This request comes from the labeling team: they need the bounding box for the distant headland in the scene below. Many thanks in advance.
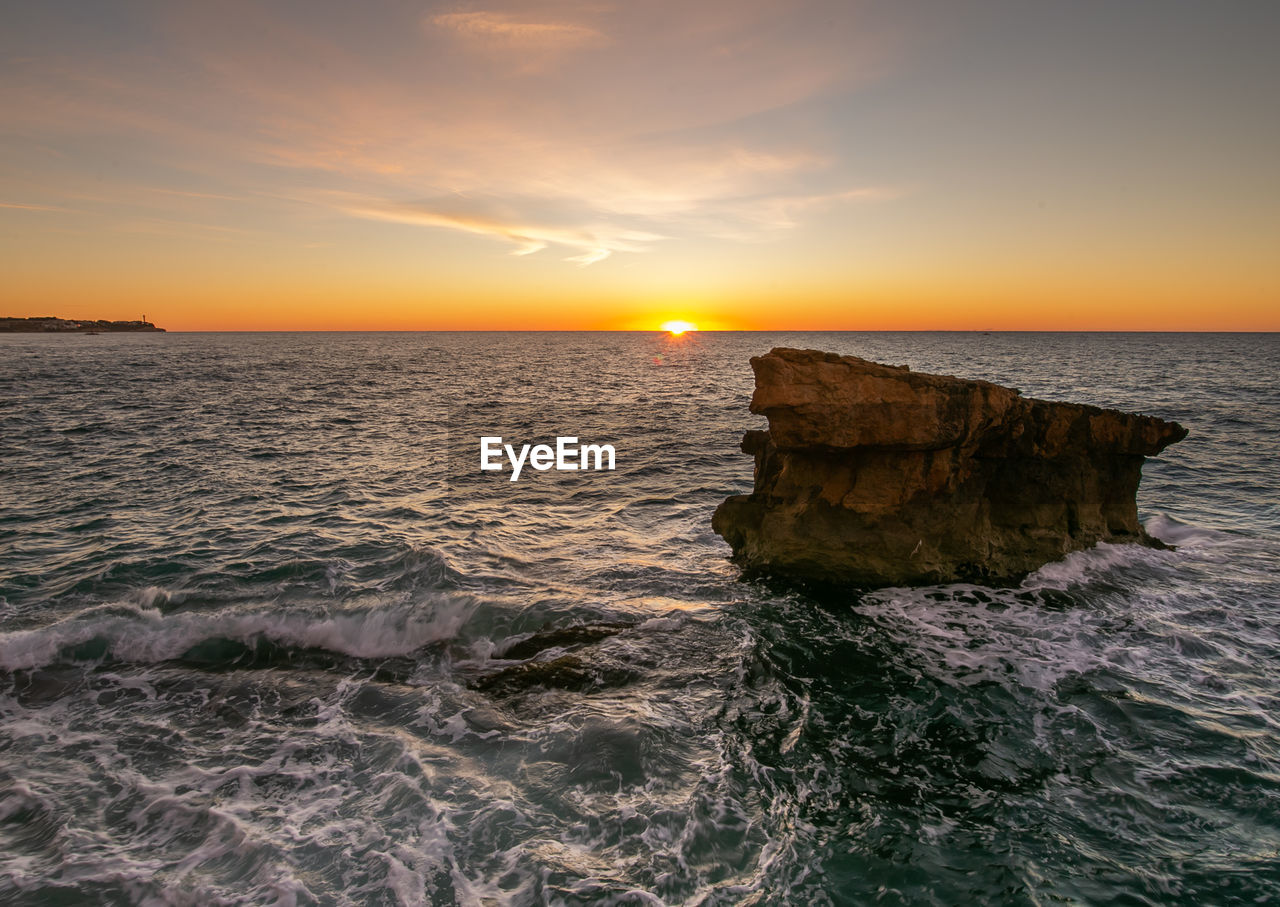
[0,316,165,333]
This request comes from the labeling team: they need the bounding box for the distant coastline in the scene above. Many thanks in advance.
[0,316,165,333]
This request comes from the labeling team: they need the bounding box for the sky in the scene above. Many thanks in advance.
[1,0,1277,330]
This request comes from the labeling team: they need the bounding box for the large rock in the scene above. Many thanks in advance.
[712,348,1188,587]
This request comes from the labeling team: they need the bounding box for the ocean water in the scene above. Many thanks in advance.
[1,331,1278,906]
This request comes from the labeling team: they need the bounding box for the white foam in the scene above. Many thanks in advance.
[1023,540,1174,591]
[1145,512,1237,549]
[0,594,477,672]
[857,584,1118,693]
[0,680,462,905]
[636,616,685,632]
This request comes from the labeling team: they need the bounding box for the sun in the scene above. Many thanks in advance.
[660,320,698,336]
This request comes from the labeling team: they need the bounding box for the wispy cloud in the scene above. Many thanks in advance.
[432,11,605,48]
[0,201,68,212]
[709,186,906,237]
[345,197,663,265]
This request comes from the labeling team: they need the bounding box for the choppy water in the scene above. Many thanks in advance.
[2,331,1278,905]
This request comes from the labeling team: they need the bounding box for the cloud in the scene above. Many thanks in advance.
[0,0,902,265]
[336,180,897,265]
[0,201,68,212]
[714,185,906,235]
[432,11,605,48]
[343,196,664,265]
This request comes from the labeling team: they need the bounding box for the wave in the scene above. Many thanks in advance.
[1022,539,1178,591]
[1145,511,1240,548]
[0,594,477,673]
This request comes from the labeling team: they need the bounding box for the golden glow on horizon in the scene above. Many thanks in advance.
[660,320,698,335]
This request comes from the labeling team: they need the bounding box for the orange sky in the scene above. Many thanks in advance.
[2,1,1277,330]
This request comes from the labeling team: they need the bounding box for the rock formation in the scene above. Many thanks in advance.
[712,348,1188,588]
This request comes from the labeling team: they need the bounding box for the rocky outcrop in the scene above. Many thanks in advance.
[712,348,1188,588]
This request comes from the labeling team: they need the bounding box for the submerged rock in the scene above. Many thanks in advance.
[498,622,632,661]
[474,654,635,695]
[713,348,1188,588]
[472,622,637,696]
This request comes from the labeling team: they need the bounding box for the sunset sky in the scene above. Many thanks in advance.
[2,1,1277,330]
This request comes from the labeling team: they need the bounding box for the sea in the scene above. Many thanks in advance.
[1,331,1278,906]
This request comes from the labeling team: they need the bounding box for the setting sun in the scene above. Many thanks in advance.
[661,320,698,335]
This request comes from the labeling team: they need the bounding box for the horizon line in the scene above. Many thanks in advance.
[7,328,1278,334]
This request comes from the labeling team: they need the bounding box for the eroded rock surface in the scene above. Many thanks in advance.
[713,348,1187,587]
